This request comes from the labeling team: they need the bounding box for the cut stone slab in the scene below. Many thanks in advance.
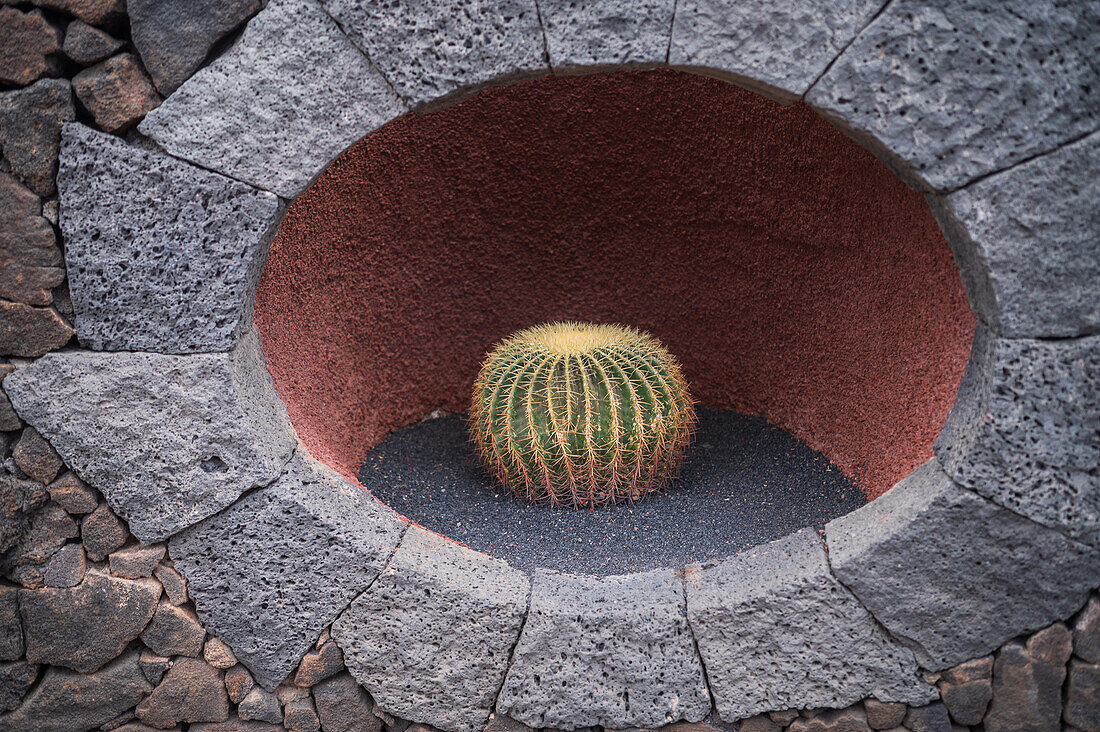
[0,648,152,732]
[669,0,883,103]
[0,78,74,197]
[170,452,404,691]
[934,325,1100,546]
[540,0,673,70]
[4,328,296,543]
[58,123,284,353]
[139,0,407,198]
[686,528,934,721]
[928,130,1100,338]
[807,0,1100,191]
[498,567,711,729]
[332,526,528,732]
[826,460,1100,671]
[320,0,547,108]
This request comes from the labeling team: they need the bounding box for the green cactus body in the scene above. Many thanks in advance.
[470,322,696,506]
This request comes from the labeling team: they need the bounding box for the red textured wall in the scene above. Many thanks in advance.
[255,68,975,500]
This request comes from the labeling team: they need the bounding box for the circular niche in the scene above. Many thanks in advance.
[255,68,975,574]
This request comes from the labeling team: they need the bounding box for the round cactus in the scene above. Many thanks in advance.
[469,322,696,506]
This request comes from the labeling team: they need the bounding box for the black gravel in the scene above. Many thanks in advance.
[359,408,866,576]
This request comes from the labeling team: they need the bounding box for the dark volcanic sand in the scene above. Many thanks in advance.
[359,409,866,575]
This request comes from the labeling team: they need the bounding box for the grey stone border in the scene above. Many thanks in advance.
[5,0,1098,729]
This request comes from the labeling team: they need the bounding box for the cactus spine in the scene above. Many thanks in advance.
[469,322,695,506]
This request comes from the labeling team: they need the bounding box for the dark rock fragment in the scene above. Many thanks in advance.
[62,19,122,65]
[313,672,379,732]
[13,426,62,484]
[0,79,74,197]
[136,656,229,728]
[73,53,161,133]
[46,471,97,514]
[82,502,129,560]
[0,8,61,86]
[140,599,205,657]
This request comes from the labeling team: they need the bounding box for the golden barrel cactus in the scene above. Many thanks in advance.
[469,322,695,506]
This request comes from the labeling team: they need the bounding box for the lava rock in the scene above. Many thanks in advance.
[0,586,22,660]
[139,0,407,198]
[863,700,906,730]
[190,718,285,731]
[0,366,22,431]
[138,650,170,685]
[72,53,161,133]
[13,426,61,484]
[140,600,206,657]
[826,460,1100,670]
[239,686,282,723]
[205,636,238,669]
[1,501,78,587]
[0,173,64,308]
[171,452,403,690]
[33,0,126,25]
[82,503,129,560]
[20,568,160,672]
[109,543,166,578]
[334,525,527,732]
[154,563,187,605]
[62,19,122,65]
[0,7,61,86]
[540,0,671,70]
[984,624,1071,732]
[293,640,342,687]
[0,78,75,197]
[136,656,229,728]
[0,463,49,558]
[1065,658,1100,731]
[283,696,320,732]
[787,708,870,732]
[937,656,992,726]
[0,301,73,357]
[224,664,255,704]
[46,471,97,514]
[903,703,951,732]
[58,123,285,353]
[740,714,782,732]
[313,672,378,732]
[1073,594,1100,663]
[5,329,296,542]
[41,541,84,587]
[0,660,37,712]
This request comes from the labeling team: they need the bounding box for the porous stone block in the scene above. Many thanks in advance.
[826,460,1100,670]
[4,328,296,542]
[320,0,547,108]
[807,0,1100,191]
[58,123,284,353]
[686,528,933,720]
[498,567,711,729]
[540,0,673,70]
[928,131,1100,337]
[0,78,74,197]
[139,0,407,198]
[669,0,882,102]
[934,325,1100,546]
[333,526,528,732]
[170,452,404,691]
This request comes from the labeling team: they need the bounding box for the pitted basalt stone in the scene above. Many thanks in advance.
[933,324,1100,546]
[668,0,883,102]
[320,0,547,108]
[170,452,404,692]
[4,328,296,543]
[497,567,710,730]
[807,0,1100,191]
[540,0,673,70]
[332,526,528,732]
[927,130,1100,338]
[686,528,934,721]
[826,460,1100,671]
[58,123,284,353]
[138,0,407,198]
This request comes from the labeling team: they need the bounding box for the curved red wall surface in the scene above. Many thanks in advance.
[255,68,975,500]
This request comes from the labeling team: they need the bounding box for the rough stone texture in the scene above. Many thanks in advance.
[0,459,48,557]
[540,0,673,70]
[293,640,342,686]
[499,567,710,729]
[807,0,1100,192]
[34,0,126,25]
[687,528,933,720]
[903,703,951,732]
[0,300,72,357]
[984,624,1071,732]
[205,636,238,669]
[72,53,161,133]
[1,500,78,587]
[0,79,74,198]
[0,169,64,307]
[284,696,321,732]
[5,328,296,542]
[41,541,85,587]
[937,657,992,726]
[82,503,129,559]
[46,471,97,514]
[827,460,1100,670]
[863,700,905,730]
[20,568,160,673]
[171,452,404,691]
[139,0,407,198]
[225,664,255,705]
[128,0,262,95]
[0,7,60,86]
[192,719,285,732]
[154,564,187,605]
[934,325,1100,546]
[109,543,166,578]
[58,123,284,353]
[139,650,169,685]
[0,648,151,731]
[62,19,122,65]
[1065,658,1100,731]
[0,586,21,661]
[239,686,282,723]
[0,366,21,431]
[12,426,61,484]
[928,131,1100,338]
[0,660,37,712]
[1074,594,1100,663]
[788,708,871,732]
[313,672,379,732]
[140,600,206,657]
[333,525,527,732]
[136,656,229,728]
[669,0,883,102]
[321,0,547,108]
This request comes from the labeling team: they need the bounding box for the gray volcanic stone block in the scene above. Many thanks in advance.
[332,526,528,732]
[928,130,1100,338]
[541,0,673,70]
[826,460,1100,671]
[4,329,295,543]
[321,0,547,108]
[807,0,1100,192]
[934,324,1100,546]
[498,567,711,729]
[59,123,284,353]
[170,452,405,692]
[669,0,883,102]
[686,528,934,721]
[139,0,406,198]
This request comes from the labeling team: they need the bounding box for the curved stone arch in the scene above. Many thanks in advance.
[4,0,1099,729]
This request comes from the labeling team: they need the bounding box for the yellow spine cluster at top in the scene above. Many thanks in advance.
[469,322,696,507]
